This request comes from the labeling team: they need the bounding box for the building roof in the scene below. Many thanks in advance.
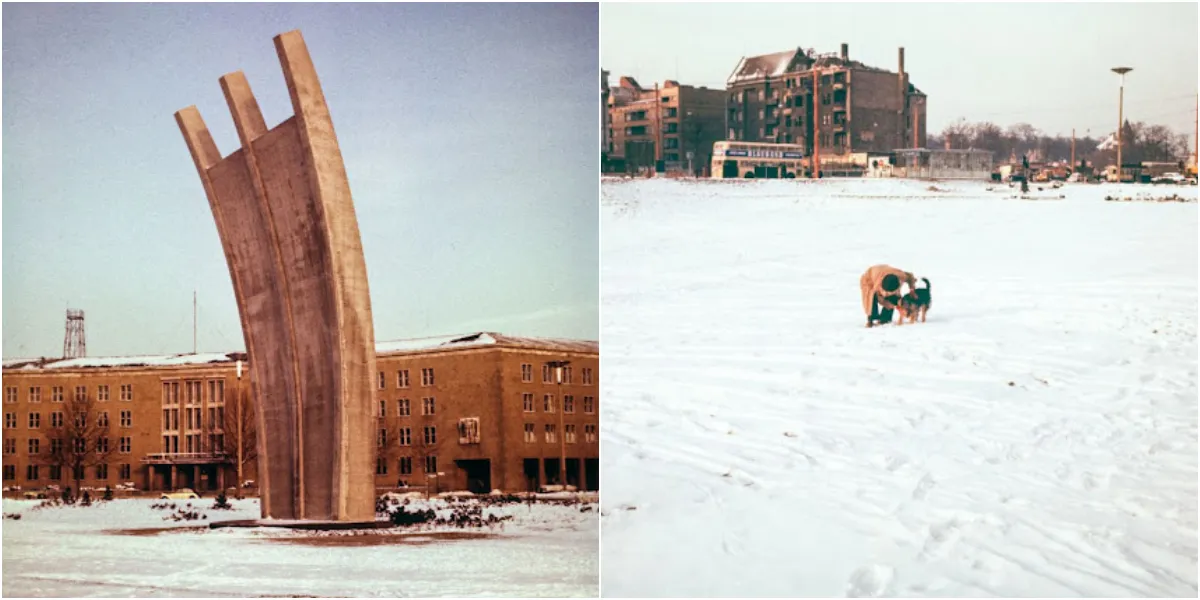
[728,49,802,85]
[3,332,598,372]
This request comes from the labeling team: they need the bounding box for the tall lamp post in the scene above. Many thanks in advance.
[546,360,570,488]
[1112,67,1133,181]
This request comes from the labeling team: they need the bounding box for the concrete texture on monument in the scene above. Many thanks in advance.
[175,30,376,522]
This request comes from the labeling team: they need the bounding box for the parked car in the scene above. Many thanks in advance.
[160,488,200,500]
[21,490,47,500]
[1152,172,1187,184]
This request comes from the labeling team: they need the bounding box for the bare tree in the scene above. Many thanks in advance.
[409,423,443,499]
[219,384,256,496]
[38,393,115,494]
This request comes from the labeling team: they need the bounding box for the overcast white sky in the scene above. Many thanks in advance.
[601,2,1198,140]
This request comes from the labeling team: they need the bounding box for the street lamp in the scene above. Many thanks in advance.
[1112,67,1133,181]
[546,360,570,488]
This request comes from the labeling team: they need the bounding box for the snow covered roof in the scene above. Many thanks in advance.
[375,332,598,356]
[728,49,801,85]
[3,333,597,372]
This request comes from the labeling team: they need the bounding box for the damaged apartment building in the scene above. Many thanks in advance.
[726,44,927,162]
[604,75,726,175]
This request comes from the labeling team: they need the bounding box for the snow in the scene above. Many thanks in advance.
[600,178,1197,597]
[39,352,238,370]
[3,496,598,597]
[374,332,501,354]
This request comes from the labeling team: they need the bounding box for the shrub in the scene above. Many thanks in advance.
[212,492,232,510]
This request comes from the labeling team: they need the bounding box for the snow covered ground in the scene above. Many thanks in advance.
[2,495,597,597]
[600,178,1197,597]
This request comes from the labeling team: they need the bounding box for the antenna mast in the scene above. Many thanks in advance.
[63,309,86,359]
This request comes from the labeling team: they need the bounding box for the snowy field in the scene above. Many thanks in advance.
[3,495,598,597]
[600,178,1197,597]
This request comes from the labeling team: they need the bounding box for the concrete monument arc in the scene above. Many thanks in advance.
[175,30,376,522]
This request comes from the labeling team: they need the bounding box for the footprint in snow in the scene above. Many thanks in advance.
[845,565,895,598]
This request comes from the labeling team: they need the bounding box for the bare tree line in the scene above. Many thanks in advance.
[928,119,1192,166]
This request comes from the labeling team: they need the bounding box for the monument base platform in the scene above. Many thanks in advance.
[209,518,392,530]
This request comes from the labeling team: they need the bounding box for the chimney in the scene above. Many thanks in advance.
[898,47,905,74]
[841,43,849,60]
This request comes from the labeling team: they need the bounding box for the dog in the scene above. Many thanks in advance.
[895,277,932,325]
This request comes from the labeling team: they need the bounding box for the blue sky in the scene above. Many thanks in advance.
[601,2,1198,139]
[3,3,599,358]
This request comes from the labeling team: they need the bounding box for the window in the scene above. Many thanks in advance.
[97,437,109,453]
[73,466,84,481]
[120,410,132,428]
[119,464,131,480]
[74,386,87,402]
[565,424,577,444]
[29,387,41,403]
[663,122,679,134]
[584,396,595,414]
[161,382,179,405]
[422,397,436,416]
[376,457,388,475]
[28,438,40,455]
[49,465,62,481]
[120,384,132,402]
[397,399,410,417]
[582,368,593,385]
[208,380,224,405]
[51,386,64,403]
[29,412,41,429]
[4,413,15,428]
[545,424,557,444]
[208,407,224,431]
[585,424,598,443]
[98,412,110,427]
[424,456,437,474]
[564,395,575,414]
[26,465,39,481]
[74,437,86,453]
[96,464,108,480]
[3,439,14,454]
[457,418,480,444]
[664,137,680,149]
[423,426,436,445]
[2,465,14,480]
[378,371,385,389]
[399,457,413,475]
[523,393,534,412]
[521,364,533,382]
[542,364,552,383]
[51,412,64,428]
[397,370,410,388]
[378,400,386,418]
[4,387,15,403]
[524,423,536,443]
[666,153,680,162]
[564,367,573,384]
[51,439,62,455]
[421,368,435,387]
[625,125,648,136]
[75,411,87,428]
[377,428,388,448]
[398,427,412,446]
[97,385,110,402]
[543,394,555,413]
[120,437,131,454]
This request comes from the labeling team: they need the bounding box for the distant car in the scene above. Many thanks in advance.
[160,488,200,500]
[1152,172,1186,184]
[21,490,47,500]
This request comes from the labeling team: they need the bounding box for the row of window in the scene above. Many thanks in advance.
[521,394,595,414]
[161,380,225,406]
[2,463,133,482]
[160,433,224,454]
[375,455,437,476]
[161,407,217,433]
[5,410,133,429]
[376,426,438,447]
[519,364,595,385]
[4,436,134,455]
[4,385,135,404]
[376,397,437,417]
[377,368,435,390]
[522,423,598,444]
